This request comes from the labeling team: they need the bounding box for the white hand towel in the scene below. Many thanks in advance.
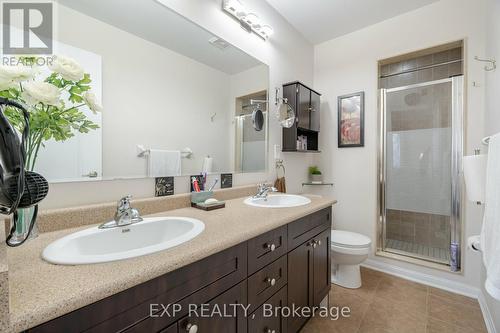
[148,149,181,177]
[481,132,500,301]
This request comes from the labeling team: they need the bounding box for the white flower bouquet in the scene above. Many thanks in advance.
[0,55,101,171]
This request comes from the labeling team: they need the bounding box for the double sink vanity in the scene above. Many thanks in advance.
[5,186,336,333]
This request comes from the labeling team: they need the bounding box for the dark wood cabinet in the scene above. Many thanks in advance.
[29,207,332,333]
[177,280,248,333]
[159,323,177,333]
[248,287,288,333]
[287,217,331,332]
[282,81,321,152]
[287,240,314,333]
[297,85,311,130]
[310,91,321,132]
[313,229,331,305]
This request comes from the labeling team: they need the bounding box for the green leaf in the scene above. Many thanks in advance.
[69,86,82,94]
[78,73,91,84]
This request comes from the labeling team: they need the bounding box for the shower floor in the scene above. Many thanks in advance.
[386,238,450,264]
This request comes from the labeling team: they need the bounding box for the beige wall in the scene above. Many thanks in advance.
[314,0,486,298]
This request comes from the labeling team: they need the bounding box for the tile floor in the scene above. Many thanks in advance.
[301,267,487,333]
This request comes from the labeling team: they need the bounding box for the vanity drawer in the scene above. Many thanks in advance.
[248,286,287,333]
[288,207,331,250]
[30,243,247,333]
[129,280,248,333]
[248,255,287,312]
[248,225,287,275]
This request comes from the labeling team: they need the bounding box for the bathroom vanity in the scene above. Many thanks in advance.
[27,206,331,333]
[5,193,335,332]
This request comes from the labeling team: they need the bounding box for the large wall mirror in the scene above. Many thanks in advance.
[19,0,269,182]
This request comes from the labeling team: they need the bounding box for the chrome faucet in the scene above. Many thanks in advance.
[99,195,143,229]
[253,183,278,200]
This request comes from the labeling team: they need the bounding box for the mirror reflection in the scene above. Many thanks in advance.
[3,0,269,183]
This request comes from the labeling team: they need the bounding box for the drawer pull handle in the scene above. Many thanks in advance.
[266,277,277,286]
[186,323,198,333]
[266,243,276,251]
[265,328,276,333]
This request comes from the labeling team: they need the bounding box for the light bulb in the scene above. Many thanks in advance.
[260,25,274,37]
[244,13,259,26]
[223,0,245,15]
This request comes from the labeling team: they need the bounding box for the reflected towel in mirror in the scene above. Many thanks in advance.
[148,149,181,177]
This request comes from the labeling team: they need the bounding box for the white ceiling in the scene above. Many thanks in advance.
[57,0,263,74]
[265,0,440,44]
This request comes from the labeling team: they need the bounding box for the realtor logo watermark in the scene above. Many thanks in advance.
[2,1,53,54]
[150,303,352,321]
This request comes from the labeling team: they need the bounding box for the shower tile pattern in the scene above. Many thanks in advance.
[301,268,487,333]
[379,46,462,265]
[379,47,463,89]
[386,209,451,250]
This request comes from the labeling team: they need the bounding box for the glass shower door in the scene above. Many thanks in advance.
[379,76,463,267]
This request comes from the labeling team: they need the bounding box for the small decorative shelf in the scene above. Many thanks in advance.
[282,149,322,153]
[302,182,334,186]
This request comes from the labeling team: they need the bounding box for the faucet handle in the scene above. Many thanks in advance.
[117,195,132,210]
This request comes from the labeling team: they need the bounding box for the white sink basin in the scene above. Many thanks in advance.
[244,194,311,208]
[42,217,205,265]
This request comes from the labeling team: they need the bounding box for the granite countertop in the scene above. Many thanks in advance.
[7,195,336,332]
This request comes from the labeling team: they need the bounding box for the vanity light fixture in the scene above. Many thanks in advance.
[222,0,274,40]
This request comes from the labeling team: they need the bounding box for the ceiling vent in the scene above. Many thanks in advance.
[208,37,230,50]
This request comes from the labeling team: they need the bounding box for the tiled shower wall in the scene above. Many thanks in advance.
[381,46,461,252]
[379,47,463,89]
[386,209,451,249]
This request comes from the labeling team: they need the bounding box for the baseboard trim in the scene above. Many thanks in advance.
[478,292,498,333]
[362,259,497,333]
[362,258,479,297]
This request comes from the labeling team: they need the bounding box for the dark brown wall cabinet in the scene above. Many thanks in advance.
[282,81,321,152]
[28,207,332,333]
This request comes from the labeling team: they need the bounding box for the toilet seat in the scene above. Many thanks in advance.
[331,230,371,249]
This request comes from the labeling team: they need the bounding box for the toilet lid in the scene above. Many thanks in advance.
[331,230,371,248]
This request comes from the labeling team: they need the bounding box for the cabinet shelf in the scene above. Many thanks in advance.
[282,149,321,153]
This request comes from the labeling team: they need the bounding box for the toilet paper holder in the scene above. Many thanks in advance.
[467,235,481,252]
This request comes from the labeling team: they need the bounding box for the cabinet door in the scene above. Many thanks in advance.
[309,91,320,132]
[159,322,177,333]
[297,85,311,130]
[313,229,331,305]
[248,287,287,333]
[287,240,313,333]
[282,84,298,151]
[178,281,247,333]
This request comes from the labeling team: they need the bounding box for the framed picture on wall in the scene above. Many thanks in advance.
[338,91,365,147]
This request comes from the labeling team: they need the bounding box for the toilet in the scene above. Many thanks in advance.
[330,230,372,289]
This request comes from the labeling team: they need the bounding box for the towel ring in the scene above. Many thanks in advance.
[276,160,285,177]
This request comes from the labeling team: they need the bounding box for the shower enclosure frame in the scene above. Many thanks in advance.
[377,76,464,268]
